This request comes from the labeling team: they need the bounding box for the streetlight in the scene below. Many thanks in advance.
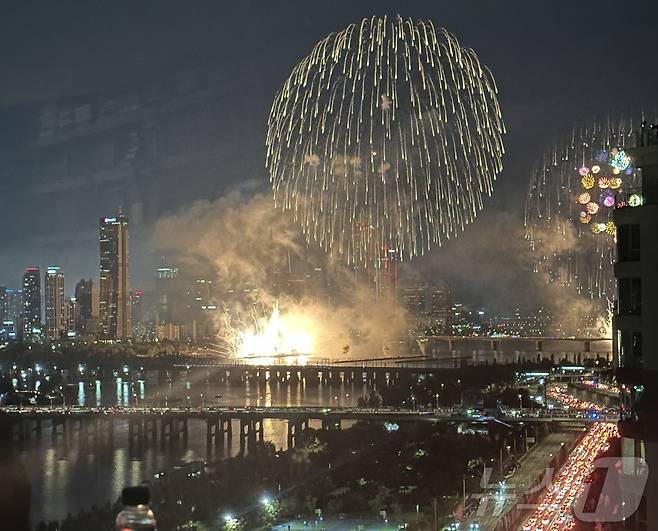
[200,393,205,407]
[435,393,440,410]
[518,394,523,409]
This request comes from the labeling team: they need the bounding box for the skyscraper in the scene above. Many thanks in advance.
[44,265,66,340]
[156,266,184,324]
[429,281,451,333]
[99,214,131,339]
[22,266,41,340]
[0,286,7,324]
[5,288,22,327]
[74,279,94,334]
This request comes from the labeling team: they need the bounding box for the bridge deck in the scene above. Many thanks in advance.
[0,406,613,423]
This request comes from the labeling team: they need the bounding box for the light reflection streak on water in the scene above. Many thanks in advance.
[20,375,365,524]
[78,382,85,406]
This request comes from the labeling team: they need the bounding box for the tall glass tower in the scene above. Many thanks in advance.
[99,215,132,339]
[22,266,41,340]
[44,265,66,340]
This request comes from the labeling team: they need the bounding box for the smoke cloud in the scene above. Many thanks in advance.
[418,210,609,337]
[154,193,410,358]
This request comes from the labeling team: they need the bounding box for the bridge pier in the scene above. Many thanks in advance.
[206,416,233,446]
[287,420,298,449]
[206,418,220,446]
[144,418,158,443]
[239,417,261,452]
[80,418,99,447]
[51,418,68,443]
[303,369,319,386]
[287,418,310,448]
[128,418,144,447]
[101,417,114,445]
[160,417,175,443]
[321,418,341,430]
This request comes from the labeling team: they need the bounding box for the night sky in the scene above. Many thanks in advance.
[1,0,658,309]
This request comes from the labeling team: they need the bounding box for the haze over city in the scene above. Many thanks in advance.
[0,2,657,531]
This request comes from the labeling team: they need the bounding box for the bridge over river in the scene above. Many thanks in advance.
[1,405,614,451]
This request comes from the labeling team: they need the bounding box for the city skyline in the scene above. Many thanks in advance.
[1,1,658,316]
[0,4,656,530]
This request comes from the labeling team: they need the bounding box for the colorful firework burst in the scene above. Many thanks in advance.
[524,119,639,300]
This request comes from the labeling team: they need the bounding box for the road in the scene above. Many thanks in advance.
[272,519,402,530]
[465,431,578,530]
[0,405,616,424]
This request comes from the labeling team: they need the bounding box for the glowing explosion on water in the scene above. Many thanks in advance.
[223,302,314,365]
[266,15,505,268]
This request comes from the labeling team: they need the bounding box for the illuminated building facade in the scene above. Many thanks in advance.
[614,123,658,530]
[0,287,6,324]
[22,266,41,340]
[155,266,182,324]
[74,279,95,335]
[5,288,22,330]
[400,280,451,334]
[44,265,66,340]
[99,215,131,339]
[0,287,12,341]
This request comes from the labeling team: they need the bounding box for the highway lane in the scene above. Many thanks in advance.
[465,431,579,530]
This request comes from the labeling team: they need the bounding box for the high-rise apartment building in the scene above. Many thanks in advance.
[44,265,66,340]
[74,279,94,335]
[400,280,451,334]
[429,282,451,333]
[22,267,41,340]
[5,288,22,328]
[67,297,78,337]
[614,123,658,530]
[99,215,131,339]
[0,286,7,324]
[156,266,182,324]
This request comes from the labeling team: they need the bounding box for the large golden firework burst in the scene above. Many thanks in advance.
[266,15,505,267]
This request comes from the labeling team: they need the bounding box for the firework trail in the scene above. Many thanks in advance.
[524,118,640,301]
[266,15,505,268]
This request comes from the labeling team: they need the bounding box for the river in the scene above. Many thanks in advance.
[14,375,366,526]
